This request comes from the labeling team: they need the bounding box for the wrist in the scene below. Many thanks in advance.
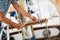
[28,14,32,19]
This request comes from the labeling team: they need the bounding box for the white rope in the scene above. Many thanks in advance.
[17,0,30,40]
[37,0,41,20]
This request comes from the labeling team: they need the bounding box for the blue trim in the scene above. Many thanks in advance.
[10,11,16,17]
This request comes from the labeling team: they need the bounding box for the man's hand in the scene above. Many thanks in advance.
[13,23,23,30]
[30,16,37,21]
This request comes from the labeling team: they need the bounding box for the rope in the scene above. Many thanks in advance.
[36,0,41,20]
[36,0,51,40]
[18,0,31,40]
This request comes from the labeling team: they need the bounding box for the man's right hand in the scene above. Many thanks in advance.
[30,16,37,21]
[13,23,23,30]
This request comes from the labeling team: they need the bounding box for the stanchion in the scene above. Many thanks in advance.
[7,25,10,40]
[6,13,11,40]
[45,22,50,40]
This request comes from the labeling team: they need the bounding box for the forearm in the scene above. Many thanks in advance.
[0,12,21,29]
[2,17,22,29]
[2,17,16,27]
[16,7,31,17]
[11,2,31,18]
[55,0,60,7]
[11,2,37,21]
